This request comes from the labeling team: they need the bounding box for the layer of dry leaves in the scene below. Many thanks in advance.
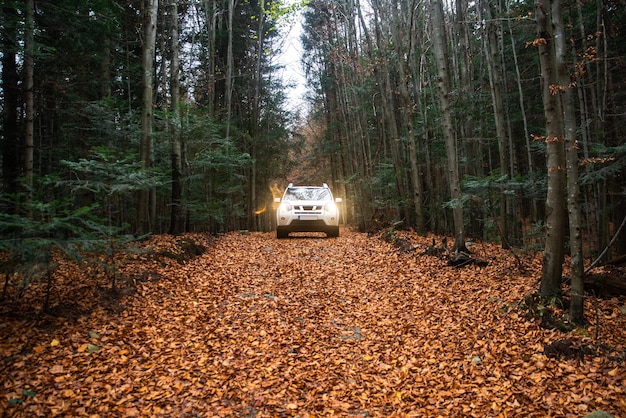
[1,228,625,417]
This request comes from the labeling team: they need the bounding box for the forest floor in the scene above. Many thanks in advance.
[1,227,625,417]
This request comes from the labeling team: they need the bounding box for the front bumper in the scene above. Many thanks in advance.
[276,203,339,229]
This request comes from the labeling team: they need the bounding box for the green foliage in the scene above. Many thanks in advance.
[579,143,626,186]
[59,145,166,237]
[461,171,546,204]
[524,220,546,251]
[177,113,254,232]
[370,161,404,210]
[59,147,163,288]
[0,185,104,311]
[66,100,140,149]
[270,0,309,28]
[60,146,166,199]
[455,170,548,242]
[0,151,162,308]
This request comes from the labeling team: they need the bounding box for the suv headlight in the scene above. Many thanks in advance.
[279,203,292,212]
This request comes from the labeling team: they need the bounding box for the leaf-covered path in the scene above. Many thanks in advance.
[1,228,625,417]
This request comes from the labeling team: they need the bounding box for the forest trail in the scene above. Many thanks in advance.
[1,228,625,417]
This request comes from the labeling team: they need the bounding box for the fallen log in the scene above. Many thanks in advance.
[447,251,489,268]
[584,271,626,296]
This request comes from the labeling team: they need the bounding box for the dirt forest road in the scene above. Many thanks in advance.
[1,227,625,417]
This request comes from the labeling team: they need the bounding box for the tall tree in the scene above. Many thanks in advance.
[429,0,466,252]
[480,0,509,246]
[371,0,409,225]
[169,0,184,235]
[139,0,159,234]
[225,0,236,139]
[551,0,583,323]
[535,0,566,298]
[247,0,266,230]
[505,0,536,220]
[389,0,425,234]
[24,0,35,196]
[1,1,20,204]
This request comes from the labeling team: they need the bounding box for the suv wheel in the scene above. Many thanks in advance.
[276,227,289,239]
[326,226,339,238]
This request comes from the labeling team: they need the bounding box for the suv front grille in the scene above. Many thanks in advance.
[294,205,322,214]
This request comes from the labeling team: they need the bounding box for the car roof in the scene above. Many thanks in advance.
[287,183,329,188]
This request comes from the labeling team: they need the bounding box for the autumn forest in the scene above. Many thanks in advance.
[1,0,626,415]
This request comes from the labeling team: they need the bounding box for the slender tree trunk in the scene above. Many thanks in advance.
[371,1,408,223]
[249,0,265,231]
[357,0,390,227]
[100,33,111,99]
[566,95,584,324]
[574,1,599,257]
[595,5,614,258]
[430,0,466,252]
[535,0,566,298]
[225,0,236,139]
[480,0,509,247]
[389,2,425,234]
[200,0,217,115]
[453,0,476,177]
[551,0,584,323]
[24,0,34,197]
[423,94,437,232]
[169,0,183,235]
[506,0,536,220]
[139,0,159,234]
[2,2,20,206]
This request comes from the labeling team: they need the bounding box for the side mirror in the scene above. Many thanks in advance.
[274,197,281,203]
[335,198,342,203]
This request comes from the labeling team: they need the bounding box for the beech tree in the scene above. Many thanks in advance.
[535,0,566,298]
[1,1,20,205]
[479,0,509,246]
[169,0,184,235]
[429,0,466,252]
[389,0,426,234]
[24,0,35,196]
[552,0,583,323]
[368,0,410,225]
[138,0,159,234]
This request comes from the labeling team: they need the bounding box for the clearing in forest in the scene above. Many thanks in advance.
[1,228,625,417]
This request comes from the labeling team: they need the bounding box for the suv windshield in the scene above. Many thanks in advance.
[283,187,331,201]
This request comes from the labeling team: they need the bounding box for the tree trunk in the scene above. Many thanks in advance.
[551,0,584,323]
[506,0,536,220]
[2,2,20,206]
[481,0,509,247]
[169,0,183,235]
[535,0,566,298]
[371,1,408,224]
[139,0,159,234]
[200,0,217,115]
[248,0,265,231]
[430,0,466,252]
[225,0,236,139]
[24,0,34,197]
[390,2,425,234]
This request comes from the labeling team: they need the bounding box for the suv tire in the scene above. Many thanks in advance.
[326,226,339,238]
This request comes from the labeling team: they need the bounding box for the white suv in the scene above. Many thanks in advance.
[274,183,342,238]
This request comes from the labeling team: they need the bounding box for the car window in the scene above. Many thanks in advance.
[283,187,331,201]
